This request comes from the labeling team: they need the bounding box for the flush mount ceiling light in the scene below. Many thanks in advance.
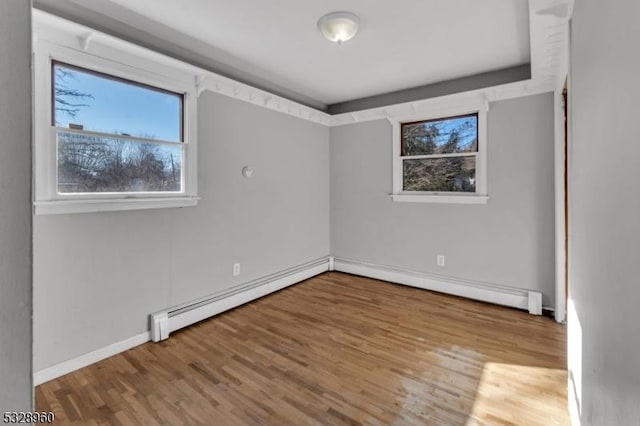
[317,11,360,44]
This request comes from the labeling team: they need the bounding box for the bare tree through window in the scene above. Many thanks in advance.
[401,114,478,192]
[52,62,183,193]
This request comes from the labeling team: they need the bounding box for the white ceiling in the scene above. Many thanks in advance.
[66,0,530,107]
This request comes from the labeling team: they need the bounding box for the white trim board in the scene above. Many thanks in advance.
[34,196,200,215]
[552,8,571,324]
[553,84,568,324]
[333,257,543,314]
[34,331,151,386]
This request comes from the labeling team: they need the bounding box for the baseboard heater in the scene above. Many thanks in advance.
[150,257,329,342]
[333,257,543,315]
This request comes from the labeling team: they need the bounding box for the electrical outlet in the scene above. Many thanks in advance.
[233,262,240,276]
[437,255,445,267]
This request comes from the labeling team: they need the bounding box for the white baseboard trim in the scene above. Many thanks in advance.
[34,331,151,386]
[333,257,542,313]
[152,257,330,341]
[35,257,330,384]
[34,257,540,385]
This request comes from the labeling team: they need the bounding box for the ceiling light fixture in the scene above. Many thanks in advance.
[317,11,360,44]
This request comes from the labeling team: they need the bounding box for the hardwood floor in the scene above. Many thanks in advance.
[35,272,569,425]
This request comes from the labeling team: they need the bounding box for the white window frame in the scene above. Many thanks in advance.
[391,101,488,204]
[33,23,199,215]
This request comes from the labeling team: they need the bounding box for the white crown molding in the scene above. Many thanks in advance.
[199,74,332,126]
[32,10,332,127]
[328,78,555,127]
[33,2,570,128]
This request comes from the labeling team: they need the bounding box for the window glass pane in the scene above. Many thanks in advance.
[53,63,182,142]
[403,156,476,192]
[401,114,477,156]
[57,131,182,193]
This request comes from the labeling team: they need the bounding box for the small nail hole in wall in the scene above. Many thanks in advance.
[242,166,254,178]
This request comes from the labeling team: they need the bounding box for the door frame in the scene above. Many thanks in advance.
[554,76,569,323]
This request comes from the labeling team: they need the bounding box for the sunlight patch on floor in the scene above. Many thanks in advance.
[392,346,484,425]
[467,362,569,425]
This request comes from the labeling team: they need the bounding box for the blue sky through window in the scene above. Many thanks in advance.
[429,116,477,151]
[53,63,182,142]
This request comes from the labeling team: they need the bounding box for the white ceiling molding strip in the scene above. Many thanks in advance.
[329,78,555,127]
[32,10,332,127]
[33,3,569,129]
[201,75,331,126]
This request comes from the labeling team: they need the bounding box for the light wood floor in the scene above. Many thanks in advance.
[36,272,569,425]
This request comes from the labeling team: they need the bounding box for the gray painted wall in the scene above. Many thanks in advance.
[330,93,556,307]
[0,0,33,412]
[34,92,329,370]
[568,0,640,423]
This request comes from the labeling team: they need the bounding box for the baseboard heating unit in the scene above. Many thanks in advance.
[332,257,543,315]
[150,257,330,341]
[35,256,544,385]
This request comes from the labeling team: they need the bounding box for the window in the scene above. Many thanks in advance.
[391,103,488,203]
[34,29,198,214]
[53,62,184,194]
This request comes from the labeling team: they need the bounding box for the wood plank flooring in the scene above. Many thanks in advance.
[35,272,569,425]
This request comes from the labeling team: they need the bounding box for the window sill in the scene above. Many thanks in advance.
[390,193,489,204]
[34,196,200,215]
